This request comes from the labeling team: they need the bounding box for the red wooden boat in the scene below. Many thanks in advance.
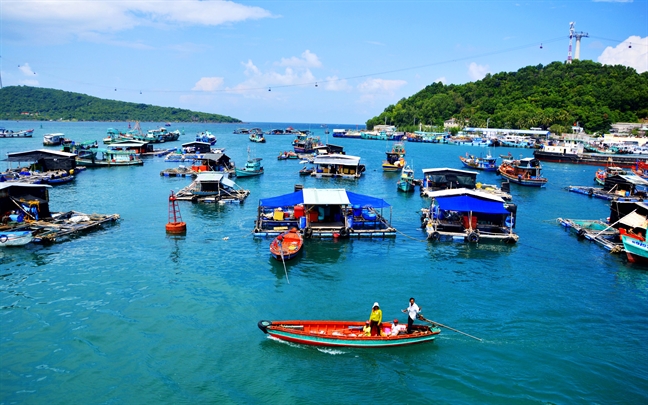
[269,228,303,260]
[258,319,441,348]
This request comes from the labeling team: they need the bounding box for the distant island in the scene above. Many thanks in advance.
[367,60,648,134]
[0,86,241,123]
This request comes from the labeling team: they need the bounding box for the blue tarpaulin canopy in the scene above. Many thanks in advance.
[259,189,390,208]
[435,194,509,214]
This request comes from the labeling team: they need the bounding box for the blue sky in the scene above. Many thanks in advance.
[1,0,646,125]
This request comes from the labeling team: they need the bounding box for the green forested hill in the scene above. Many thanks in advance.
[367,60,648,134]
[0,86,241,123]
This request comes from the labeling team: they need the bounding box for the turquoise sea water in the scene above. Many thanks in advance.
[1,121,647,404]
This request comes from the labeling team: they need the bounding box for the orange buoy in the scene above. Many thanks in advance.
[166,190,187,233]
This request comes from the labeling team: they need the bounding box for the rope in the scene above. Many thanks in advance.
[395,228,428,242]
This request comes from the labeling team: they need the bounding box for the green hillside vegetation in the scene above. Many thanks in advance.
[367,60,648,134]
[0,86,241,123]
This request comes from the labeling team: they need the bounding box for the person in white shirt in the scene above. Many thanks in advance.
[402,297,421,334]
[390,319,405,336]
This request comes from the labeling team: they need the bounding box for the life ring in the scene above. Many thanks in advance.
[468,231,480,243]
[305,227,313,238]
[0,235,8,243]
[577,228,587,238]
[340,227,349,237]
[430,231,440,241]
[258,320,272,334]
[588,188,594,197]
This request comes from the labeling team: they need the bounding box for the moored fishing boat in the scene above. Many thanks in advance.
[0,231,34,247]
[621,235,648,264]
[0,128,34,138]
[76,149,143,167]
[269,228,303,260]
[175,172,250,203]
[459,152,497,171]
[382,152,405,172]
[595,166,626,185]
[257,319,440,347]
[391,142,406,156]
[497,157,547,187]
[249,132,266,143]
[195,131,217,145]
[236,149,264,177]
[43,133,70,146]
[396,165,415,192]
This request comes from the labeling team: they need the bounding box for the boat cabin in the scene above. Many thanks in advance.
[421,189,518,244]
[43,133,68,146]
[313,144,345,155]
[253,188,395,238]
[190,153,235,173]
[5,149,77,172]
[603,174,648,197]
[311,154,365,179]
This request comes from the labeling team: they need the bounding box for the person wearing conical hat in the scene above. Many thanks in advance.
[369,302,382,336]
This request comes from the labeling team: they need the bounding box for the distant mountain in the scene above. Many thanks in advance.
[0,86,241,123]
[366,60,648,134]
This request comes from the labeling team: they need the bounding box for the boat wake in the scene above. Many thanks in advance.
[266,335,347,354]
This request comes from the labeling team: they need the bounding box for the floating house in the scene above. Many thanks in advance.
[568,173,648,201]
[420,168,511,200]
[175,172,250,203]
[253,188,396,238]
[421,189,518,244]
[310,154,365,179]
[76,148,144,167]
[0,182,119,244]
[5,149,77,173]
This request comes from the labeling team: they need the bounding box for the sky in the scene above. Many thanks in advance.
[1,0,647,125]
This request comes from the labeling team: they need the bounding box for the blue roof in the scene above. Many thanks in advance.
[259,189,390,208]
[435,194,509,214]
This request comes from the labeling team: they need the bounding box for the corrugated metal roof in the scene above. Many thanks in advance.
[421,167,478,175]
[5,149,77,161]
[302,188,350,205]
[313,154,360,165]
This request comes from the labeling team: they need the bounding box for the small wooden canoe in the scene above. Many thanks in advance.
[269,228,303,260]
[258,319,441,347]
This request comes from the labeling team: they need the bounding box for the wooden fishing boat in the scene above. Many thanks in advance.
[258,319,440,348]
[249,133,266,143]
[596,166,627,185]
[396,165,415,192]
[0,231,34,247]
[269,228,303,260]
[621,235,648,264]
[382,152,405,172]
[459,153,497,171]
[236,158,264,177]
[391,142,406,156]
[497,157,547,187]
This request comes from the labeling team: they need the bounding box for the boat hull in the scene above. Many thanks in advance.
[621,235,648,264]
[533,150,648,169]
[259,320,440,348]
[270,229,303,260]
[0,231,34,247]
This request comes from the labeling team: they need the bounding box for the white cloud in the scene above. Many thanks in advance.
[468,62,490,81]
[278,50,322,68]
[597,36,648,73]
[18,63,36,76]
[229,57,316,95]
[3,0,274,44]
[324,76,352,91]
[357,78,407,94]
[192,77,225,91]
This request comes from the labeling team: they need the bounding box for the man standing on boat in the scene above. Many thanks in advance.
[402,297,421,334]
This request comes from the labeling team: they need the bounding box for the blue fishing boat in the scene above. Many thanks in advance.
[0,231,34,247]
[459,152,497,171]
[396,165,415,192]
[249,133,266,143]
[497,157,547,187]
[236,148,264,177]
